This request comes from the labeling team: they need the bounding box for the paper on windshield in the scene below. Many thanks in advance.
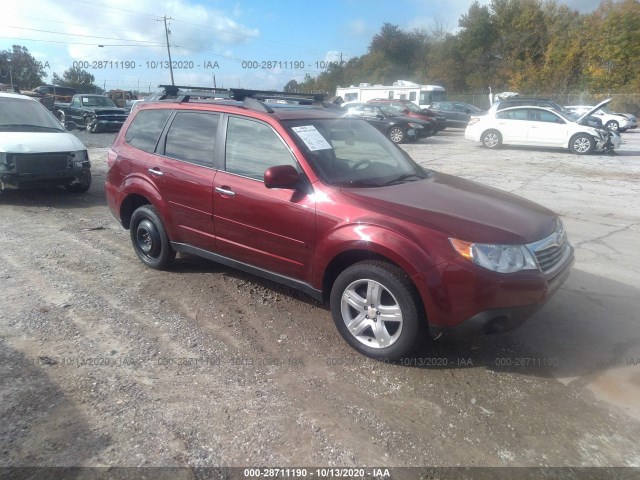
[292,125,332,151]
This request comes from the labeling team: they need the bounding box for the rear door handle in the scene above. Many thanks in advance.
[148,167,164,176]
[215,186,236,196]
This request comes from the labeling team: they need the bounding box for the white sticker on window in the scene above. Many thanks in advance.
[292,125,332,151]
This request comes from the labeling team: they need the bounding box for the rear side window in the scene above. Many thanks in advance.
[225,117,297,181]
[125,109,172,153]
[163,112,219,167]
[497,109,528,120]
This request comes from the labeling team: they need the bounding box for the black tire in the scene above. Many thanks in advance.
[569,134,595,155]
[65,170,92,193]
[56,110,65,123]
[481,129,502,149]
[130,205,175,269]
[605,120,619,132]
[330,260,424,361]
[388,127,405,144]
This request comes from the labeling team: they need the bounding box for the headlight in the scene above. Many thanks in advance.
[407,122,424,129]
[450,238,538,273]
[69,150,89,168]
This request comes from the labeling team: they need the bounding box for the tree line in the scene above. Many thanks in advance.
[286,0,640,101]
[0,45,102,93]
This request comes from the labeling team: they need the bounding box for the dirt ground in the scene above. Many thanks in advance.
[2,127,640,473]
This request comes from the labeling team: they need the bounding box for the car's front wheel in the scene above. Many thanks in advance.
[481,129,502,148]
[570,134,595,155]
[130,205,175,269]
[605,120,619,131]
[330,260,424,361]
[85,116,100,133]
[388,127,405,144]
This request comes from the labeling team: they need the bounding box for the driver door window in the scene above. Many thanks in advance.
[225,116,298,180]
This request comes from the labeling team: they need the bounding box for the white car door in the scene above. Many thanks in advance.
[494,108,528,144]
[525,109,569,147]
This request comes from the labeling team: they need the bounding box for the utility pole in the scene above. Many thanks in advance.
[158,15,175,86]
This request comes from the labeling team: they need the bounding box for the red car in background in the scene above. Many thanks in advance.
[367,98,447,132]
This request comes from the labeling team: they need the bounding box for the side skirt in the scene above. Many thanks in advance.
[170,242,323,302]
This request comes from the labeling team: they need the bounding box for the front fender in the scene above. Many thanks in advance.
[312,222,450,288]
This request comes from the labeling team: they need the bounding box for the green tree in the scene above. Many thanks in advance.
[0,45,47,90]
[52,66,99,93]
[581,0,640,91]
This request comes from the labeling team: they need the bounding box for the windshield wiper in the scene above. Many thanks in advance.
[382,173,425,186]
[341,179,383,188]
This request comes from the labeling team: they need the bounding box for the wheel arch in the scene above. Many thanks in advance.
[322,249,428,323]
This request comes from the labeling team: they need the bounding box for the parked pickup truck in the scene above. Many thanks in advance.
[55,94,128,133]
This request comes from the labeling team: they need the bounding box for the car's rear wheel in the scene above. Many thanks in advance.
[605,120,619,131]
[388,127,405,144]
[481,130,502,148]
[330,260,424,361]
[570,134,595,155]
[65,170,92,193]
[130,205,175,269]
[56,110,65,123]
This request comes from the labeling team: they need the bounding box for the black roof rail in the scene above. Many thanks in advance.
[154,84,330,111]
[243,97,274,113]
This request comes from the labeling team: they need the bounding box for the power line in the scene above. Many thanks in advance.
[2,25,165,45]
[0,36,165,47]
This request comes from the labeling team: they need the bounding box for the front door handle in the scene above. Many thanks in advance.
[148,167,164,176]
[215,186,236,196]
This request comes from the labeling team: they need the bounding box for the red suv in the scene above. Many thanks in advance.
[105,90,574,360]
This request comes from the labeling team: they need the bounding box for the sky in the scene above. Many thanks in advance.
[0,0,609,93]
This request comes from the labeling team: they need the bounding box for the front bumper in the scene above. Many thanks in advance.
[96,119,127,130]
[1,167,91,190]
[412,242,574,338]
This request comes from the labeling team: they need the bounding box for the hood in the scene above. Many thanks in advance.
[341,172,557,244]
[577,98,612,123]
[0,131,86,154]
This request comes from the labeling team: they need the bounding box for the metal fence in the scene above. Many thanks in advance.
[448,92,640,115]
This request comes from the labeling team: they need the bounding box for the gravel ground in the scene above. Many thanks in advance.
[1,127,640,472]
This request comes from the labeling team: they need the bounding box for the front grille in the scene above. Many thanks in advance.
[528,222,571,273]
[534,242,570,273]
[97,115,127,121]
[11,153,70,174]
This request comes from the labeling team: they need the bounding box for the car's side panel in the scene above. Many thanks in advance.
[213,171,316,281]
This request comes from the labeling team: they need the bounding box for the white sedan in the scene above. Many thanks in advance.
[465,100,620,155]
[565,105,635,132]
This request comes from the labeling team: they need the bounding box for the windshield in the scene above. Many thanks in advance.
[402,102,422,113]
[83,96,117,107]
[378,106,400,117]
[284,117,429,187]
[0,97,65,132]
[420,90,447,105]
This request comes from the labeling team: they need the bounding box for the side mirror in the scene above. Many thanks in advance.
[264,165,299,189]
[465,108,472,114]
[65,121,77,131]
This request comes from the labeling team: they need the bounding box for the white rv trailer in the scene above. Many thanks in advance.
[335,80,446,108]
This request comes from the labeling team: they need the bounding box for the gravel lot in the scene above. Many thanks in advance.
[2,126,640,472]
